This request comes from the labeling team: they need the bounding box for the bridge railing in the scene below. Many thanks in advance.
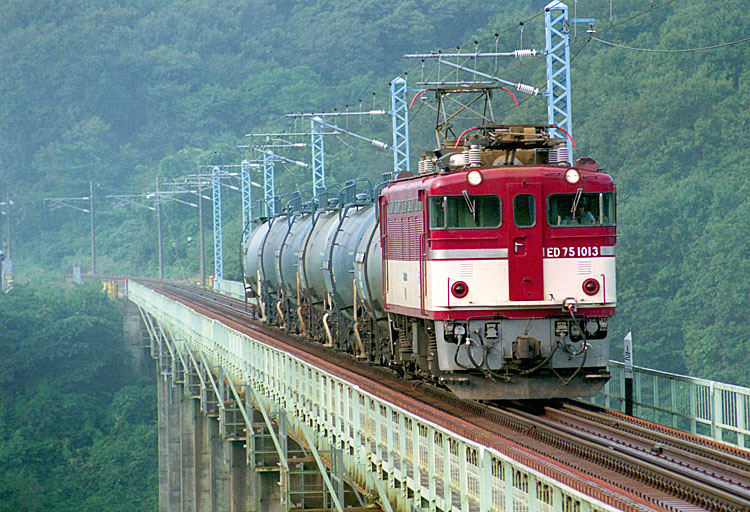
[590,362,750,448]
[214,278,246,300]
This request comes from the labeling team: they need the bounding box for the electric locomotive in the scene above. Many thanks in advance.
[244,124,616,400]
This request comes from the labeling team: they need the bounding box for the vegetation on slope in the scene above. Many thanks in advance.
[1,0,748,385]
[0,284,156,511]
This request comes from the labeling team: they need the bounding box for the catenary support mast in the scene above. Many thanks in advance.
[212,166,223,288]
[390,77,410,180]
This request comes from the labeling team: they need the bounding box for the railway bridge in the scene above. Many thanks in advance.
[121,278,750,512]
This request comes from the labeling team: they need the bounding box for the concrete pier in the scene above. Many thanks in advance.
[155,367,356,512]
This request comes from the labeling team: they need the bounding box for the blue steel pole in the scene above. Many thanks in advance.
[311,118,325,198]
[262,152,275,216]
[240,159,252,244]
[545,1,573,161]
[212,165,223,290]
[390,77,410,181]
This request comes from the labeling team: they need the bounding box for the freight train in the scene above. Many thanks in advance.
[243,124,616,400]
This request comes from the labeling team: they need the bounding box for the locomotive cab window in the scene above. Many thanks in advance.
[429,194,501,229]
[513,194,536,227]
[547,192,616,227]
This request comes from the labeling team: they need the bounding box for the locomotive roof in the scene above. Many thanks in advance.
[382,163,614,197]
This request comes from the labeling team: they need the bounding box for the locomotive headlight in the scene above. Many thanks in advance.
[564,168,580,184]
[466,169,483,186]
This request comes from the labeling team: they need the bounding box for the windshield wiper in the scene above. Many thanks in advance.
[462,189,476,223]
[570,187,583,214]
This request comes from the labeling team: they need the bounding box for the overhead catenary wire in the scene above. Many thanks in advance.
[160,202,188,281]
[244,0,684,153]
[590,35,750,53]
[245,2,568,139]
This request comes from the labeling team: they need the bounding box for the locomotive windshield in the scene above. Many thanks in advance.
[547,192,615,227]
[430,195,501,229]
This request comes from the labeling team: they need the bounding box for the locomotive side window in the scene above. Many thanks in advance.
[547,192,616,227]
[430,197,446,228]
[513,194,536,227]
[429,195,501,229]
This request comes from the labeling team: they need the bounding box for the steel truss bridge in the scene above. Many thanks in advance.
[130,280,634,512]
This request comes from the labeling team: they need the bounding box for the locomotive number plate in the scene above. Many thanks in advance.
[545,246,600,258]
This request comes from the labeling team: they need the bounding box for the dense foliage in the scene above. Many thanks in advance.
[0,284,156,511]
[1,0,749,388]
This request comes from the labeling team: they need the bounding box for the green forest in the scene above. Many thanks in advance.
[0,0,748,448]
[0,284,156,511]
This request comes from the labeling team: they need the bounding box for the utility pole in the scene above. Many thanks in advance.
[156,176,163,279]
[390,76,410,180]
[89,180,96,275]
[212,166,222,288]
[311,117,325,197]
[262,152,276,216]
[44,190,95,275]
[198,184,205,286]
[5,192,10,261]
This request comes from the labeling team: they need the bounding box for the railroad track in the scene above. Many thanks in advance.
[140,280,750,512]
[500,403,750,512]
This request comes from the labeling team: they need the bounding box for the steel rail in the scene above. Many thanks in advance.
[566,402,750,463]
[561,402,750,471]
[502,405,750,512]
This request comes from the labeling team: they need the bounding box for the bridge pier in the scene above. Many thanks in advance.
[155,352,357,512]
[158,375,257,512]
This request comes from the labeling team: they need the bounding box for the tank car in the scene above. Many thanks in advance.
[244,124,616,400]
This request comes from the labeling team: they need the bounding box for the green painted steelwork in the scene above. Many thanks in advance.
[215,278,246,300]
[592,361,750,448]
[130,280,620,512]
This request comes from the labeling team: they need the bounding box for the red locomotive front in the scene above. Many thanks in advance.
[381,125,615,399]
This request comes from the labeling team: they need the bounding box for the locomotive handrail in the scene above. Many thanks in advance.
[419,231,427,315]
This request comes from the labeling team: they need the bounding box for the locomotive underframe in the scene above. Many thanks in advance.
[385,311,610,400]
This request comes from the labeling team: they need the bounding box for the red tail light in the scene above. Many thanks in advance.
[582,278,600,296]
[451,281,469,298]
